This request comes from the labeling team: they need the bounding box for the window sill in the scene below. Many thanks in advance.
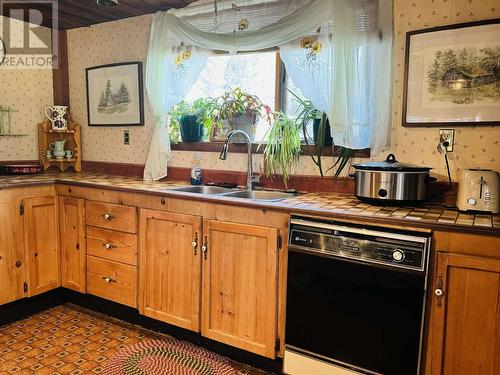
[170,142,371,158]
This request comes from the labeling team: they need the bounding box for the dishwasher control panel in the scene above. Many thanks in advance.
[289,218,430,272]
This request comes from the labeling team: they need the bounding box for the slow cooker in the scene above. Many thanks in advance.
[352,153,433,204]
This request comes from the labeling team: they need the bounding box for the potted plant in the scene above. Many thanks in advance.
[259,112,302,186]
[210,87,271,142]
[169,98,215,143]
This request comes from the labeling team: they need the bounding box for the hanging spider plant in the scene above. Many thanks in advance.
[259,112,301,187]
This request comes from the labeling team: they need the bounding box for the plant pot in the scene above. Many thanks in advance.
[179,115,204,142]
[313,118,333,146]
[227,113,256,143]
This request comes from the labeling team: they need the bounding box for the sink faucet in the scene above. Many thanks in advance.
[219,130,256,191]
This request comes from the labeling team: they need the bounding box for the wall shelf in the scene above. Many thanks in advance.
[38,115,81,172]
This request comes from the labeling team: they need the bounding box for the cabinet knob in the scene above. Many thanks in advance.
[102,276,116,283]
[103,243,116,249]
[192,233,198,256]
[102,213,116,221]
[435,273,444,307]
[202,236,208,260]
[15,260,22,268]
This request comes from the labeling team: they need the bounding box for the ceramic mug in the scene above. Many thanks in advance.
[44,105,68,130]
[65,150,73,159]
[49,140,66,158]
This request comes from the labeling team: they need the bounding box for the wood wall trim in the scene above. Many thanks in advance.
[53,29,70,106]
[81,161,145,178]
[0,160,40,166]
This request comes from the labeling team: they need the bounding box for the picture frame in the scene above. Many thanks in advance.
[86,62,144,127]
[402,19,500,127]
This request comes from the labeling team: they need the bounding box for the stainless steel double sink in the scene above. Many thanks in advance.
[168,185,295,202]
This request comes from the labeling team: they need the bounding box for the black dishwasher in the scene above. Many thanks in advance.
[284,216,431,375]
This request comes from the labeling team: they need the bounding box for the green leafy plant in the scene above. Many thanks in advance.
[259,112,301,187]
[168,98,215,143]
[289,90,354,178]
[210,87,271,126]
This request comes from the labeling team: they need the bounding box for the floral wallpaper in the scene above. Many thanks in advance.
[66,0,500,180]
[0,17,53,161]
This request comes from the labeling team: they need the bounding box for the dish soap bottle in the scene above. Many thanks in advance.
[190,153,203,185]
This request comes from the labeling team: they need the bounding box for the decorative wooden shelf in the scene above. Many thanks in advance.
[38,114,81,172]
[42,129,76,134]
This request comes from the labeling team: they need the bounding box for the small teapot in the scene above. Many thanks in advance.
[44,105,68,130]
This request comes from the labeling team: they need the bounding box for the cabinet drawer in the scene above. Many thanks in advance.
[87,226,137,266]
[85,201,137,233]
[87,256,137,307]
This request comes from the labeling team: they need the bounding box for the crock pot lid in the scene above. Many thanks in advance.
[353,153,432,172]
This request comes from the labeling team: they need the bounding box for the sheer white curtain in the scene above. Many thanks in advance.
[280,0,393,153]
[144,13,209,180]
[144,0,393,180]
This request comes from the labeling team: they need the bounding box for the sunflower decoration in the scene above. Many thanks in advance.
[174,48,193,79]
[299,36,315,49]
[299,37,324,72]
[174,49,192,70]
[311,41,323,54]
[238,18,249,31]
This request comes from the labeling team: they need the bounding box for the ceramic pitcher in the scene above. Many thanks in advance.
[49,140,66,158]
[44,105,68,130]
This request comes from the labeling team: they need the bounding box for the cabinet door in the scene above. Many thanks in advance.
[202,220,279,358]
[24,196,60,296]
[139,209,202,332]
[59,197,86,292]
[429,253,500,375]
[0,195,26,305]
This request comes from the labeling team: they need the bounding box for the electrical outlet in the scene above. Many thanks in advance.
[439,129,454,152]
[124,130,130,145]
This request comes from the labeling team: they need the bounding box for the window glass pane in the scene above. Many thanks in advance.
[184,51,277,141]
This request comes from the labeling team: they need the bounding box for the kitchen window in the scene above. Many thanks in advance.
[171,49,312,146]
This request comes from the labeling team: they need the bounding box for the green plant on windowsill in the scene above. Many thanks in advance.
[290,90,354,178]
[168,98,215,143]
[210,87,272,142]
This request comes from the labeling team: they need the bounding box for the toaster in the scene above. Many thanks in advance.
[456,169,499,214]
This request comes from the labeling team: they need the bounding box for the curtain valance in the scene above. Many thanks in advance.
[161,0,333,54]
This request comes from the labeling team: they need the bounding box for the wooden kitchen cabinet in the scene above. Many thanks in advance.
[428,252,500,375]
[0,192,26,305]
[139,209,202,332]
[23,196,60,296]
[201,220,279,359]
[59,197,86,292]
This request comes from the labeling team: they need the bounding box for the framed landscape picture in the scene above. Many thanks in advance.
[86,62,144,126]
[403,19,500,127]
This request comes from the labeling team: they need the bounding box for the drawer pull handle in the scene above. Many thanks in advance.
[102,213,116,221]
[192,232,198,256]
[102,276,116,283]
[103,243,116,249]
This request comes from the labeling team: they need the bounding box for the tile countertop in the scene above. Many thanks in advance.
[0,172,499,234]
